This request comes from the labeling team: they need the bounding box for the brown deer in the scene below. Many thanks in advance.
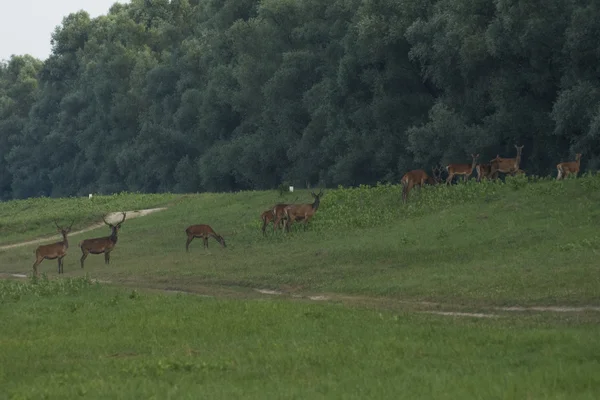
[79,212,126,268]
[445,154,479,184]
[270,203,292,233]
[401,169,437,203]
[260,209,286,235]
[490,145,524,179]
[556,153,582,180]
[283,190,324,232]
[476,163,492,182]
[185,224,227,251]
[32,220,74,277]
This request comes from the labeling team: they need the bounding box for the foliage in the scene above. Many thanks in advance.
[0,0,599,198]
[0,275,95,303]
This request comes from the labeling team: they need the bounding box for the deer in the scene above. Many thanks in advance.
[260,209,287,235]
[445,154,479,184]
[268,203,291,233]
[401,169,438,203]
[490,145,524,179]
[79,212,126,268]
[557,153,582,180]
[283,190,324,232]
[32,220,74,277]
[185,224,227,251]
[476,163,492,182]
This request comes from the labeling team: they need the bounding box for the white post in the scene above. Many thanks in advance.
[289,186,294,193]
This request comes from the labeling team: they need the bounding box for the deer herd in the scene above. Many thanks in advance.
[401,145,582,202]
[31,147,582,276]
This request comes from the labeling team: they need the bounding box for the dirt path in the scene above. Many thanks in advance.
[3,273,600,318]
[0,207,167,251]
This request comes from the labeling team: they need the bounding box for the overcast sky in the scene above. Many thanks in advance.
[0,0,130,61]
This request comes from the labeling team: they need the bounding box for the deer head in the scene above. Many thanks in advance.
[54,220,74,236]
[102,212,126,235]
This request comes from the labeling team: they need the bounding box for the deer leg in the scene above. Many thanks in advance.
[33,257,42,277]
[80,249,88,268]
[261,218,268,236]
[57,257,62,274]
[446,173,454,185]
[204,237,209,249]
[185,236,194,252]
[105,251,110,265]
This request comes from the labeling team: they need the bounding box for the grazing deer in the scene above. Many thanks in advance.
[401,169,437,203]
[185,224,227,251]
[79,212,126,268]
[490,145,524,179]
[556,153,582,180]
[32,220,74,277]
[283,190,324,232]
[445,154,479,184]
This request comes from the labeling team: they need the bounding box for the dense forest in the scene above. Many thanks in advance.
[0,0,598,199]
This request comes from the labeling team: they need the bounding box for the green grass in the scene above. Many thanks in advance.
[1,278,599,399]
[1,176,600,397]
[1,174,599,306]
[0,191,178,245]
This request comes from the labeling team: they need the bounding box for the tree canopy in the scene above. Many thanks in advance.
[0,0,598,199]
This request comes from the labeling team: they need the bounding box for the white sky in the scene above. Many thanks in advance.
[0,0,130,61]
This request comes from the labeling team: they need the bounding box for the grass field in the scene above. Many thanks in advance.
[1,175,600,398]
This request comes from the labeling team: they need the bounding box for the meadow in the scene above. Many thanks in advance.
[1,175,600,398]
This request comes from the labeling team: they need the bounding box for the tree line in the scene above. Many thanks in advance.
[0,0,598,200]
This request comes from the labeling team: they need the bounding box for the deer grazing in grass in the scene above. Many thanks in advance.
[490,145,524,179]
[283,190,324,232]
[185,224,227,251]
[401,168,439,203]
[32,220,74,277]
[79,212,126,268]
[556,153,582,180]
[445,154,479,184]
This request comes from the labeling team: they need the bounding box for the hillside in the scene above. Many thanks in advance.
[1,175,599,307]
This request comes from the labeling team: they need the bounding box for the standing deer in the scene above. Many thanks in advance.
[476,163,492,182]
[401,169,437,203]
[32,220,74,277]
[445,154,479,184]
[283,190,324,232]
[490,145,524,179]
[556,153,582,180]
[79,212,126,268]
[270,203,291,234]
[260,209,287,235]
[185,224,227,251]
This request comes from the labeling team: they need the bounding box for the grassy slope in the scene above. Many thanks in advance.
[2,177,600,398]
[1,176,599,306]
[1,279,599,399]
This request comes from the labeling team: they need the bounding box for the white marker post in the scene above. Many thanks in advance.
[289,186,294,193]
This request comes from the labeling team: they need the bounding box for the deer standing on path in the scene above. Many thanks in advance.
[556,153,582,180]
[79,212,126,268]
[185,224,227,251]
[32,220,74,277]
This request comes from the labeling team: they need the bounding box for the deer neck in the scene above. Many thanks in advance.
[469,159,477,174]
[110,229,118,244]
[62,233,69,249]
[312,197,320,211]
